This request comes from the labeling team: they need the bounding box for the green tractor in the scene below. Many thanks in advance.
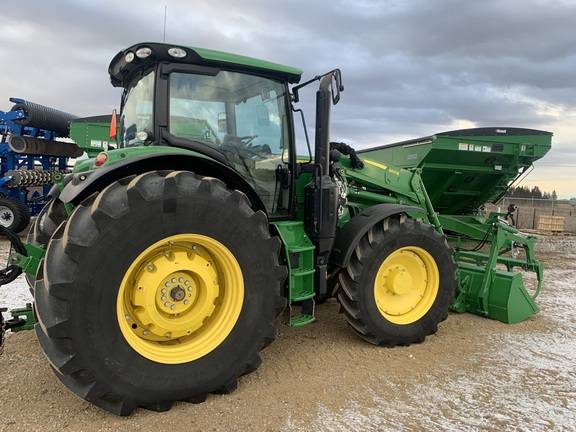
[1,42,544,415]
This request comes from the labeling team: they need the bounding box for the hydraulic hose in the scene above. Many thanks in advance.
[0,226,26,286]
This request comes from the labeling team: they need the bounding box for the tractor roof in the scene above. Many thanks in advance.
[109,42,303,87]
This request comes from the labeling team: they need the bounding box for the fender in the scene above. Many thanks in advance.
[330,203,426,268]
[59,151,266,211]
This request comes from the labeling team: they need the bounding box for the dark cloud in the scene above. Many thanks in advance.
[1,0,574,197]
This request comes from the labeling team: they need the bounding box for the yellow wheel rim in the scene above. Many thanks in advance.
[117,234,244,364]
[374,246,439,325]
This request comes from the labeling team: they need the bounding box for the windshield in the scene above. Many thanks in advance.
[119,69,155,148]
[168,70,291,215]
[168,71,288,154]
[119,67,292,215]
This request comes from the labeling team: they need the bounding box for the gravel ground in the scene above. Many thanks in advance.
[1,234,575,431]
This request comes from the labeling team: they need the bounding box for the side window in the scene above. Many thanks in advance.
[120,69,155,147]
[166,70,291,217]
[168,73,224,146]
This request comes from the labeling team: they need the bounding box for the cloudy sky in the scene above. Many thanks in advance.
[2,0,575,198]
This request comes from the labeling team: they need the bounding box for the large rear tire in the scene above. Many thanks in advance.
[27,197,69,246]
[336,215,456,347]
[34,171,286,415]
[25,198,69,290]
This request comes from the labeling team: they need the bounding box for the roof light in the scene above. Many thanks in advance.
[168,47,187,58]
[136,47,153,59]
[124,51,135,63]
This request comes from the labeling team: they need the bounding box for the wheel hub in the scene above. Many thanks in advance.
[169,285,186,302]
[385,265,413,295]
[374,247,439,324]
[127,249,218,340]
[0,209,13,223]
[118,234,244,364]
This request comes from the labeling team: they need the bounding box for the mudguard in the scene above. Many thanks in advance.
[59,151,266,212]
[330,203,426,268]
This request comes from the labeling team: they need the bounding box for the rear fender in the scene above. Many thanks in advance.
[59,152,265,211]
[330,204,425,268]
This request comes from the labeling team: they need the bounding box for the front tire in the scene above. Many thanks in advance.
[336,215,456,347]
[34,171,286,415]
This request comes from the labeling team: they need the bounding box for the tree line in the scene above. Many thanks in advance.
[508,186,558,200]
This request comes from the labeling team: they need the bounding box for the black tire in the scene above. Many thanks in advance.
[34,171,286,415]
[0,196,30,233]
[336,215,456,347]
[25,198,69,290]
[27,198,69,246]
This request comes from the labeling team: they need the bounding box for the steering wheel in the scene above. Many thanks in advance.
[220,134,274,160]
[239,135,258,146]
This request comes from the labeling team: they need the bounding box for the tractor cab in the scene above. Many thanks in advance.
[109,43,304,217]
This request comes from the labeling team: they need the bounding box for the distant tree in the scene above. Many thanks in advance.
[507,186,557,200]
[510,186,531,198]
[531,186,542,199]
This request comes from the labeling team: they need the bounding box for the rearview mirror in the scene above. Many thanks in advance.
[331,70,343,105]
[218,112,227,133]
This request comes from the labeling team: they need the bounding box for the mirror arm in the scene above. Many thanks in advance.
[292,69,343,104]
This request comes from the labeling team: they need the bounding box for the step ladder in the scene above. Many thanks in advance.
[272,221,316,326]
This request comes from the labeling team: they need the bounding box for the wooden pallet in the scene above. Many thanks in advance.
[538,216,564,235]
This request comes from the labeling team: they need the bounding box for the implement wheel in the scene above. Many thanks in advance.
[0,196,30,233]
[336,215,456,346]
[34,171,286,415]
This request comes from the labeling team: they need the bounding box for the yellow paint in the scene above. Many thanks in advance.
[117,234,244,364]
[373,246,439,325]
[364,159,388,170]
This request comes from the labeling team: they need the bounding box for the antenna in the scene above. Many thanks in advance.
[163,6,167,42]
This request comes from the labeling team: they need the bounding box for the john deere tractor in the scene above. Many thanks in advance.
[1,42,546,415]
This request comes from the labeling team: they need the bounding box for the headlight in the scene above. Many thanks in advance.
[168,47,187,58]
[124,51,135,63]
[136,47,153,59]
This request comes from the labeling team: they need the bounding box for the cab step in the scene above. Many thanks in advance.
[272,221,316,326]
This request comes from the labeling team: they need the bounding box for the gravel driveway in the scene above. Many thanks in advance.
[1,235,574,431]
